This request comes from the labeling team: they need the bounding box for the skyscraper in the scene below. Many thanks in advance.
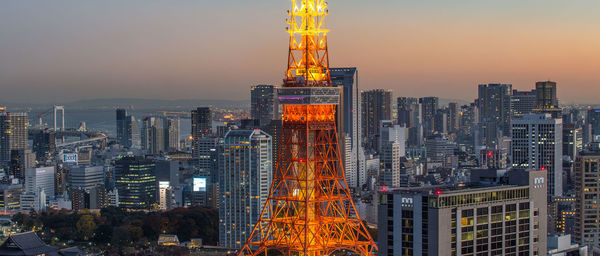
[331,67,361,189]
[397,97,419,128]
[25,167,55,198]
[378,140,400,187]
[32,129,56,163]
[164,117,180,152]
[511,89,537,119]
[447,102,460,133]
[379,120,406,157]
[141,117,164,155]
[250,85,278,127]
[21,166,56,211]
[331,67,359,141]
[584,108,600,145]
[536,81,558,110]
[127,115,140,149]
[191,107,212,158]
[478,84,512,148]
[419,96,439,137]
[116,109,139,148]
[0,112,28,166]
[361,89,392,151]
[116,109,128,146]
[512,113,563,196]
[218,129,272,249]
[563,124,582,162]
[574,145,600,248]
[115,156,157,209]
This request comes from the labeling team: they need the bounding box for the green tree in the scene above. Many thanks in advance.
[111,226,131,247]
[76,214,97,241]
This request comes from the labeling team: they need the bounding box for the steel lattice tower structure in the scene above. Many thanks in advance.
[238,1,377,255]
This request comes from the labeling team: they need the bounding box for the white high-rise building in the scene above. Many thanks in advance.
[218,129,272,249]
[379,141,401,187]
[158,181,172,211]
[25,167,55,197]
[344,136,357,188]
[379,120,407,157]
[512,113,563,196]
[21,166,55,211]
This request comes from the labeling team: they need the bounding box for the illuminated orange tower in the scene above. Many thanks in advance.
[238,1,377,256]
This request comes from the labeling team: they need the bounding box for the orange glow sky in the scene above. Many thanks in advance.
[0,0,599,104]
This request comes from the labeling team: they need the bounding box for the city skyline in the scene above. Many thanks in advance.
[1,0,599,104]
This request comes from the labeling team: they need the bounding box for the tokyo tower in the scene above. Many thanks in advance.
[237,0,377,255]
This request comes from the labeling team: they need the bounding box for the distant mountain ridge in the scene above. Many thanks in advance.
[3,98,250,111]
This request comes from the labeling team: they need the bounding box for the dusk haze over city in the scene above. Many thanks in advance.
[0,1,599,256]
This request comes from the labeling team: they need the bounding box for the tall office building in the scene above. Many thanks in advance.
[116,109,128,146]
[331,68,361,189]
[574,145,600,248]
[378,141,400,187]
[69,166,104,191]
[535,81,558,110]
[448,102,460,133]
[361,89,392,151]
[25,167,55,198]
[563,124,582,162]
[218,129,272,249]
[32,129,56,163]
[419,97,439,137]
[141,117,164,155]
[191,107,212,158]
[21,166,55,211]
[378,169,548,256]
[250,85,278,127]
[397,97,419,128]
[584,109,600,145]
[331,68,359,142]
[343,136,357,188]
[196,136,218,174]
[116,109,140,148]
[9,149,35,180]
[263,119,282,180]
[434,109,448,135]
[164,117,180,152]
[511,89,537,119]
[127,115,140,149]
[535,81,561,118]
[115,156,157,209]
[0,112,28,165]
[512,114,563,196]
[478,84,512,148]
[379,120,406,157]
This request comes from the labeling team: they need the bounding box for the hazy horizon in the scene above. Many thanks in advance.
[1,0,599,104]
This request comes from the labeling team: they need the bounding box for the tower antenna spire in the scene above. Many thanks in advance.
[284,0,331,87]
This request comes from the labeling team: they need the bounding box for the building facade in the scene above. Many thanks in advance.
[192,107,213,158]
[511,114,563,196]
[574,146,600,248]
[361,89,392,152]
[115,156,157,209]
[250,85,278,127]
[378,169,548,256]
[218,130,272,249]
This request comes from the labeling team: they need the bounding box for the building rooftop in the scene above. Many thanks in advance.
[0,231,58,256]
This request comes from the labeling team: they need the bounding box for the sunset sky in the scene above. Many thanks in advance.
[1,0,599,104]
